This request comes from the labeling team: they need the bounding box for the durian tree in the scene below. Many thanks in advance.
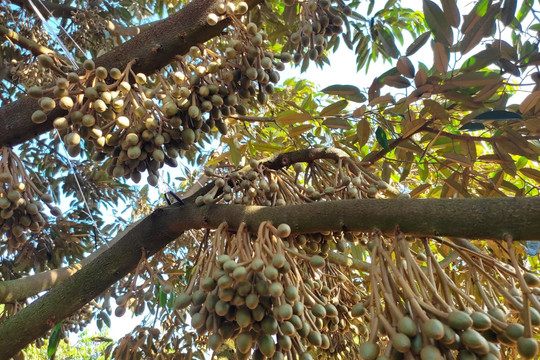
[0,0,539,358]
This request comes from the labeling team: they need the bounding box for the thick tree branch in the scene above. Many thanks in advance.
[0,196,538,357]
[9,0,153,36]
[0,181,215,303]
[0,0,261,146]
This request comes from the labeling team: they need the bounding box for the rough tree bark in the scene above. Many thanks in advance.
[0,195,539,358]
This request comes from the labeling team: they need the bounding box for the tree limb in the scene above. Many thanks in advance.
[0,181,215,303]
[9,0,153,37]
[0,24,56,56]
[0,0,262,146]
[262,147,401,196]
[0,196,538,357]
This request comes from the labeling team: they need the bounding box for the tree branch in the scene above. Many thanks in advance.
[422,126,539,142]
[0,24,56,56]
[262,147,401,196]
[0,0,262,146]
[9,0,153,37]
[0,196,538,357]
[0,181,215,303]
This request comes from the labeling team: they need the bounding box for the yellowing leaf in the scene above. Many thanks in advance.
[409,183,431,198]
[444,152,473,167]
[275,110,312,126]
[228,139,243,165]
[423,99,450,123]
[356,119,371,147]
[402,118,427,138]
[320,100,348,117]
[288,124,314,137]
[206,151,229,165]
[252,142,284,153]
[323,117,351,129]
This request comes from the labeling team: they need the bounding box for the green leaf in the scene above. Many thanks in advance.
[459,122,486,131]
[159,289,167,307]
[275,110,312,126]
[323,117,351,129]
[501,0,517,26]
[47,322,62,358]
[321,85,366,103]
[460,47,500,72]
[375,126,390,150]
[228,139,242,165]
[473,110,522,121]
[377,26,400,59]
[423,0,453,46]
[382,0,398,12]
[319,100,348,117]
[405,31,431,56]
[516,0,532,22]
[252,142,284,152]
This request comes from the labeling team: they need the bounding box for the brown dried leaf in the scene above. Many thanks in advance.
[444,152,474,167]
[441,0,460,27]
[519,167,540,183]
[414,73,429,92]
[433,42,449,74]
[352,105,367,118]
[519,90,540,114]
[356,118,371,147]
[369,93,394,106]
[402,118,427,138]
[397,56,415,78]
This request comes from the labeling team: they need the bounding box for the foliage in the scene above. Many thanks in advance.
[0,0,539,359]
[24,330,110,360]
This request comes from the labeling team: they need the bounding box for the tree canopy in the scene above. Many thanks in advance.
[0,0,539,359]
